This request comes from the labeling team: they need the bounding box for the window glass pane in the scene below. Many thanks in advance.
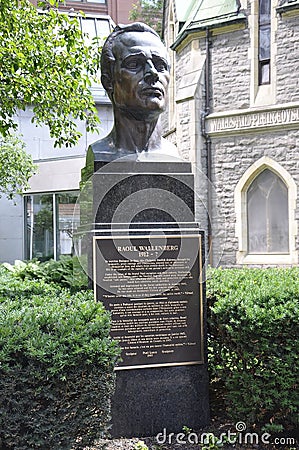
[260,62,270,84]
[79,18,111,90]
[247,169,289,254]
[259,0,271,16]
[259,25,271,60]
[25,191,79,261]
[25,194,54,261]
[258,0,271,85]
[56,192,80,258]
[95,19,111,39]
[80,17,97,45]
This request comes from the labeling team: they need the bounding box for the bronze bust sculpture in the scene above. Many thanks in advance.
[88,22,178,161]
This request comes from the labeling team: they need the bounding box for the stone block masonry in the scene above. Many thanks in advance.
[210,129,299,266]
[276,15,299,104]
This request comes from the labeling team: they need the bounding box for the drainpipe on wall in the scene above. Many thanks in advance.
[201,28,213,265]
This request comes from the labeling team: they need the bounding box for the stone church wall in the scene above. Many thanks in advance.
[163,1,299,267]
[276,15,299,104]
[211,129,299,266]
[211,28,251,112]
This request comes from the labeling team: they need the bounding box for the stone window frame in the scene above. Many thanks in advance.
[235,156,298,265]
[249,0,278,107]
[276,0,299,15]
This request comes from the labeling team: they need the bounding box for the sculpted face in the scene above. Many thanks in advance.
[111,31,170,119]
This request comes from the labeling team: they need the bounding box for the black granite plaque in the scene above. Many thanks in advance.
[94,234,203,369]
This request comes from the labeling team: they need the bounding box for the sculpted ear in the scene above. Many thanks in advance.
[101,73,113,97]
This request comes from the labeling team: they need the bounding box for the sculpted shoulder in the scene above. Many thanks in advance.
[87,134,180,163]
[87,134,119,162]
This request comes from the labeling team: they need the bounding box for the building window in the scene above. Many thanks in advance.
[79,16,111,45]
[247,169,289,253]
[66,0,106,3]
[235,157,298,265]
[25,191,80,261]
[258,0,271,84]
[78,15,112,101]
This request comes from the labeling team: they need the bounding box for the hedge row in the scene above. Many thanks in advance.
[207,267,299,427]
[0,267,120,449]
[1,260,298,446]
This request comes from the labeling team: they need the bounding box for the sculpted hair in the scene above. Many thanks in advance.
[100,22,161,96]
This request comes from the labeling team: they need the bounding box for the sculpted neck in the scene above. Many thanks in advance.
[112,108,162,154]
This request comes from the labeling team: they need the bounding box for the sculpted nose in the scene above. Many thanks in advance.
[144,59,159,84]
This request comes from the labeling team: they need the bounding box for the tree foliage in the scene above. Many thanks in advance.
[0,0,101,148]
[0,134,36,200]
[129,0,164,36]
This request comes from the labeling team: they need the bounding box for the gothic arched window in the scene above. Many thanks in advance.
[247,169,289,253]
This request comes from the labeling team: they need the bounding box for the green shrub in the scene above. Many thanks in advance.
[0,274,120,449]
[207,267,299,426]
[3,255,88,292]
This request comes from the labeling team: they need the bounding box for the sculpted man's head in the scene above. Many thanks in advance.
[89,22,178,159]
[101,22,171,120]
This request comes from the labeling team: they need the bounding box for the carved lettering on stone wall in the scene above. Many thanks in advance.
[207,107,299,134]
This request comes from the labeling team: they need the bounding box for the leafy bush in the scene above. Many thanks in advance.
[0,272,120,449]
[207,267,299,427]
[3,255,88,291]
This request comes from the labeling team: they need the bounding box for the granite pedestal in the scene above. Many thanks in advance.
[78,157,210,437]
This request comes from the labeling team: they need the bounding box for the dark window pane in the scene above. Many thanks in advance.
[247,169,289,253]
